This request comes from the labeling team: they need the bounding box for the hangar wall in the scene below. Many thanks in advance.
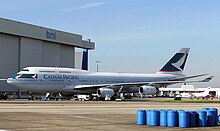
[20,37,75,68]
[0,33,18,91]
[0,17,95,95]
[0,18,95,49]
[60,45,75,68]
[0,33,77,91]
[20,37,43,68]
[42,41,61,67]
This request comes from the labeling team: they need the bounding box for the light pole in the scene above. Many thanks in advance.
[96,60,100,72]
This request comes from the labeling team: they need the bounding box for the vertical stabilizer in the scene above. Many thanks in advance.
[157,48,190,74]
[81,49,88,70]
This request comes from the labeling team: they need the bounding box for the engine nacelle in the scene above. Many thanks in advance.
[97,88,114,98]
[139,86,157,96]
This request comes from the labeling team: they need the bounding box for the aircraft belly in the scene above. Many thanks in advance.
[120,86,139,93]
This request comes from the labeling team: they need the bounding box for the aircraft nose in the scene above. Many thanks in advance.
[7,78,12,84]
[7,78,16,85]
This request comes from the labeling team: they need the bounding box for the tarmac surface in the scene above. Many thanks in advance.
[0,99,219,131]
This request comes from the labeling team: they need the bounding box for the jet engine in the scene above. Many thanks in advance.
[139,86,157,96]
[97,88,114,98]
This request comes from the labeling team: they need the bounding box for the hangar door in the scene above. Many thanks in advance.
[0,33,19,91]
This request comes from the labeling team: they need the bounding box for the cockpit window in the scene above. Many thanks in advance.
[10,74,19,79]
[10,74,37,79]
[22,69,29,72]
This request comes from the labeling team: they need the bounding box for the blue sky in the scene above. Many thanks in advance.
[0,0,220,87]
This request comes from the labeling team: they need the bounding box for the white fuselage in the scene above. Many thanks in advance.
[7,67,183,94]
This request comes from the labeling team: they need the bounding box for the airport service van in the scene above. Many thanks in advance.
[77,95,90,101]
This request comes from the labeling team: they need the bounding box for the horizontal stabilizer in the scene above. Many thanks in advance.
[201,76,214,82]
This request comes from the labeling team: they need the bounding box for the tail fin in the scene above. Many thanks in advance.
[81,49,88,70]
[158,48,190,74]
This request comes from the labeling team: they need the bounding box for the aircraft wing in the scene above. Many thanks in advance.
[169,73,208,81]
[152,76,214,84]
[0,79,7,81]
[74,76,214,90]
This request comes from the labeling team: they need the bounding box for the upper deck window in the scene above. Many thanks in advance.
[59,71,71,73]
[22,69,29,72]
[39,71,55,73]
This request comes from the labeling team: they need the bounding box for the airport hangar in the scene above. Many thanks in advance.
[0,17,95,98]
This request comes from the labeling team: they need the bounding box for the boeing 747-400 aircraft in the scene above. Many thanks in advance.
[6,48,213,100]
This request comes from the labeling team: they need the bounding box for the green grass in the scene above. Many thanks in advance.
[152,99,220,103]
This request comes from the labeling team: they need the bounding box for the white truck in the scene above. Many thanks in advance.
[77,95,90,101]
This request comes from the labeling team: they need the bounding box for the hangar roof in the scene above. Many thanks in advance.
[0,17,94,49]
